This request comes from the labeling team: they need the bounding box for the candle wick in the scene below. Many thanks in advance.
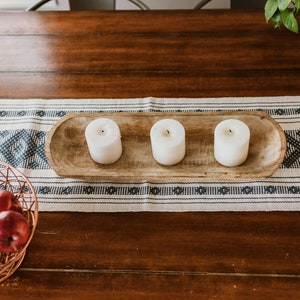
[162,129,171,137]
[227,129,234,135]
[98,129,105,136]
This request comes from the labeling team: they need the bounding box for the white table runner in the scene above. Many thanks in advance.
[0,96,299,212]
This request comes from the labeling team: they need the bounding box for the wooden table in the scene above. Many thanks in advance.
[1,10,300,299]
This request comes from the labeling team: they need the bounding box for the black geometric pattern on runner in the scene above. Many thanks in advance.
[0,129,49,169]
[282,130,300,168]
[34,183,300,196]
[1,107,300,119]
[0,128,299,171]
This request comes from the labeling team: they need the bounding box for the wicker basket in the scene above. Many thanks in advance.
[0,162,38,283]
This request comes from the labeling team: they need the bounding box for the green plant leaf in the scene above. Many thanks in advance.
[278,0,291,11]
[271,11,283,27]
[265,0,279,21]
[282,9,299,33]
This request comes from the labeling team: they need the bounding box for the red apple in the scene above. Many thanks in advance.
[10,197,23,214]
[10,202,23,214]
[0,190,22,214]
[0,190,13,212]
[0,210,30,253]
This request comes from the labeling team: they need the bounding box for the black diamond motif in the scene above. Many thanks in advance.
[0,129,49,169]
[282,131,300,168]
[150,187,160,195]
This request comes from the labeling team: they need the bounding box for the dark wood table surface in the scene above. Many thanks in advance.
[1,10,300,299]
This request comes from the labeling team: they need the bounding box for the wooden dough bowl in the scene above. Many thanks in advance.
[45,111,286,181]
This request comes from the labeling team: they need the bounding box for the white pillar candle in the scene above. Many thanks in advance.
[85,118,122,164]
[214,119,250,167]
[150,118,185,166]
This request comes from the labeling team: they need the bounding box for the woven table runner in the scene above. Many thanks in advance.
[0,96,299,212]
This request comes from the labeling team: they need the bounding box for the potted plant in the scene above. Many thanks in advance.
[265,0,299,33]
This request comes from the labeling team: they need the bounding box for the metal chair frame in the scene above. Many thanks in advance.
[26,0,213,11]
[26,0,53,11]
[129,0,213,10]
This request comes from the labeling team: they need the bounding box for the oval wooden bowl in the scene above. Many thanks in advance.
[45,111,286,181]
[0,162,38,283]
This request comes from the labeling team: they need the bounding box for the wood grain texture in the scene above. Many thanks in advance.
[2,270,300,299]
[45,111,286,180]
[0,10,299,98]
[1,212,300,299]
[22,212,300,275]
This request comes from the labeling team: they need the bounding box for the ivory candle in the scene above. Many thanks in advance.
[214,119,250,167]
[150,118,185,166]
[85,118,122,164]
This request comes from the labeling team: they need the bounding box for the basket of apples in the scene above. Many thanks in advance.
[0,162,38,283]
